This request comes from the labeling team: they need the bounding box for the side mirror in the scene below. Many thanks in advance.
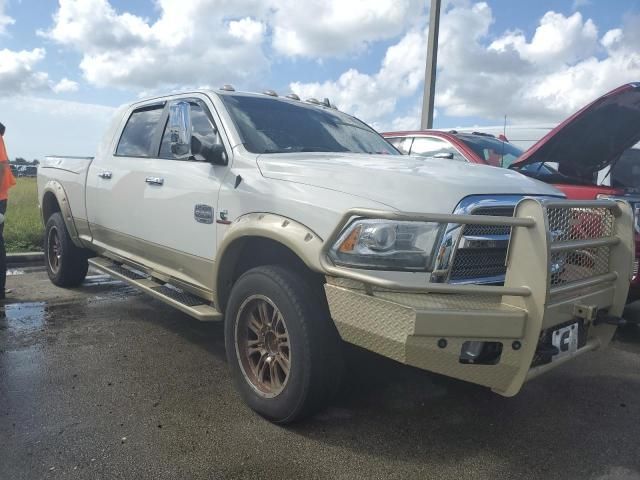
[191,136,228,166]
[433,152,454,160]
[169,101,192,157]
[204,144,228,166]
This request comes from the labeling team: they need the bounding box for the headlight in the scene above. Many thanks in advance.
[329,219,444,271]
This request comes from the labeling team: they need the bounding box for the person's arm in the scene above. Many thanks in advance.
[0,134,7,187]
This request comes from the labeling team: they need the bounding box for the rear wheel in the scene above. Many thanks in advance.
[44,212,88,287]
[225,265,343,423]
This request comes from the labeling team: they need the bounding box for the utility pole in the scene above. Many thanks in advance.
[420,0,441,130]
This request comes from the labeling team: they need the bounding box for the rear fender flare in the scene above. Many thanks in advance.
[40,180,82,247]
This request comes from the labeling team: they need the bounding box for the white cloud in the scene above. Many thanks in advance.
[271,0,424,58]
[290,3,640,129]
[489,11,598,67]
[0,0,14,35]
[52,77,79,93]
[0,96,115,160]
[41,0,428,90]
[572,0,592,11]
[291,28,426,122]
[0,48,50,95]
[41,0,270,90]
[436,6,640,122]
[228,18,265,44]
[0,47,83,96]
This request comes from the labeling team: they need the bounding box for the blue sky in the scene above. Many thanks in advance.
[1,0,639,159]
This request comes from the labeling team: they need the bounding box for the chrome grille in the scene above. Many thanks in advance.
[449,204,515,284]
[462,206,514,236]
[449,248,511,281]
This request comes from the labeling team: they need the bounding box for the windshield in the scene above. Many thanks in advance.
[220,94,399,155]
[611,147,640,189]
[456,135,524,168]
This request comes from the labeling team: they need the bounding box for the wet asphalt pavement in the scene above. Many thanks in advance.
[1,268,640,480]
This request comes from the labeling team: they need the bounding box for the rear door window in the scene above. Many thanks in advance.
[116,105,165,157]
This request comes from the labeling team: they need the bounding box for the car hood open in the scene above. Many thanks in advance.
[512,83,640,178]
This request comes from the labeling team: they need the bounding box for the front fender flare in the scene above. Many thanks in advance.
[213,213,325,308]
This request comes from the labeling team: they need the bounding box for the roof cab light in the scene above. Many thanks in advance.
[220,84,235,91]
[329,219,444,271]
[263,90,278,97]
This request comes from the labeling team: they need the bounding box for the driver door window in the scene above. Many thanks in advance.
[410,137,466,161]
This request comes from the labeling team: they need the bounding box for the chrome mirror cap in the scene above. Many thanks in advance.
[169,101,192,157]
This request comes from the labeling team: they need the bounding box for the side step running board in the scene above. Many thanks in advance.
[89,257,222,322]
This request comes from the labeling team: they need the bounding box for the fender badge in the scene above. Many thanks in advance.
[194,204,214,224]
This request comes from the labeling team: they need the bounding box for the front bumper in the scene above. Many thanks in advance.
[322,198,634,396]
[629,232,640,292]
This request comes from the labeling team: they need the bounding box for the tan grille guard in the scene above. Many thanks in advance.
[320,198,634,396]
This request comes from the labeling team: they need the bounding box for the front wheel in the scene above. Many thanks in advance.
[44,212,88,287]
[225,265,343,423]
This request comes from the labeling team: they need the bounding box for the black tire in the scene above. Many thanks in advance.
[224,265,343,423]
[44,212,89,287]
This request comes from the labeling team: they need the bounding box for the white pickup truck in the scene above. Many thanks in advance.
[38,88,634,423]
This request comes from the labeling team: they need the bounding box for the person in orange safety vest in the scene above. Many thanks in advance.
[0,122,17,300]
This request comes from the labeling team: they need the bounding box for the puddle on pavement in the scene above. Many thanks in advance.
[1,302,48,332]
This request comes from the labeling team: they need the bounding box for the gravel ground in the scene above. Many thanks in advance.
[1,268,640,480]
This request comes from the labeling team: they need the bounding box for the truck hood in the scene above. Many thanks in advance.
[512,82,640,178]
[257,152,561,213]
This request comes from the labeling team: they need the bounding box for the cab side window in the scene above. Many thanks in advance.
[159,101,222,160]
[116,105,165,157]
[410,137,466,161]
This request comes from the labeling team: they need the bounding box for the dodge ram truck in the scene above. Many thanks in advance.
[38,88,634,423]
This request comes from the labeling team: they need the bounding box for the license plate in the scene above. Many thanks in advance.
[551,322,579,361]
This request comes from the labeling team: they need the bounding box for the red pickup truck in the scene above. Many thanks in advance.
[383,82,640,294]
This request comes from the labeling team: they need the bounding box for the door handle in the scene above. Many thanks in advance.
[98,171,113,179]
[145,176,164,186]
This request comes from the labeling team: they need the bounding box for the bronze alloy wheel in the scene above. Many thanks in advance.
[235,294,291,398]
[47,226,62,274]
